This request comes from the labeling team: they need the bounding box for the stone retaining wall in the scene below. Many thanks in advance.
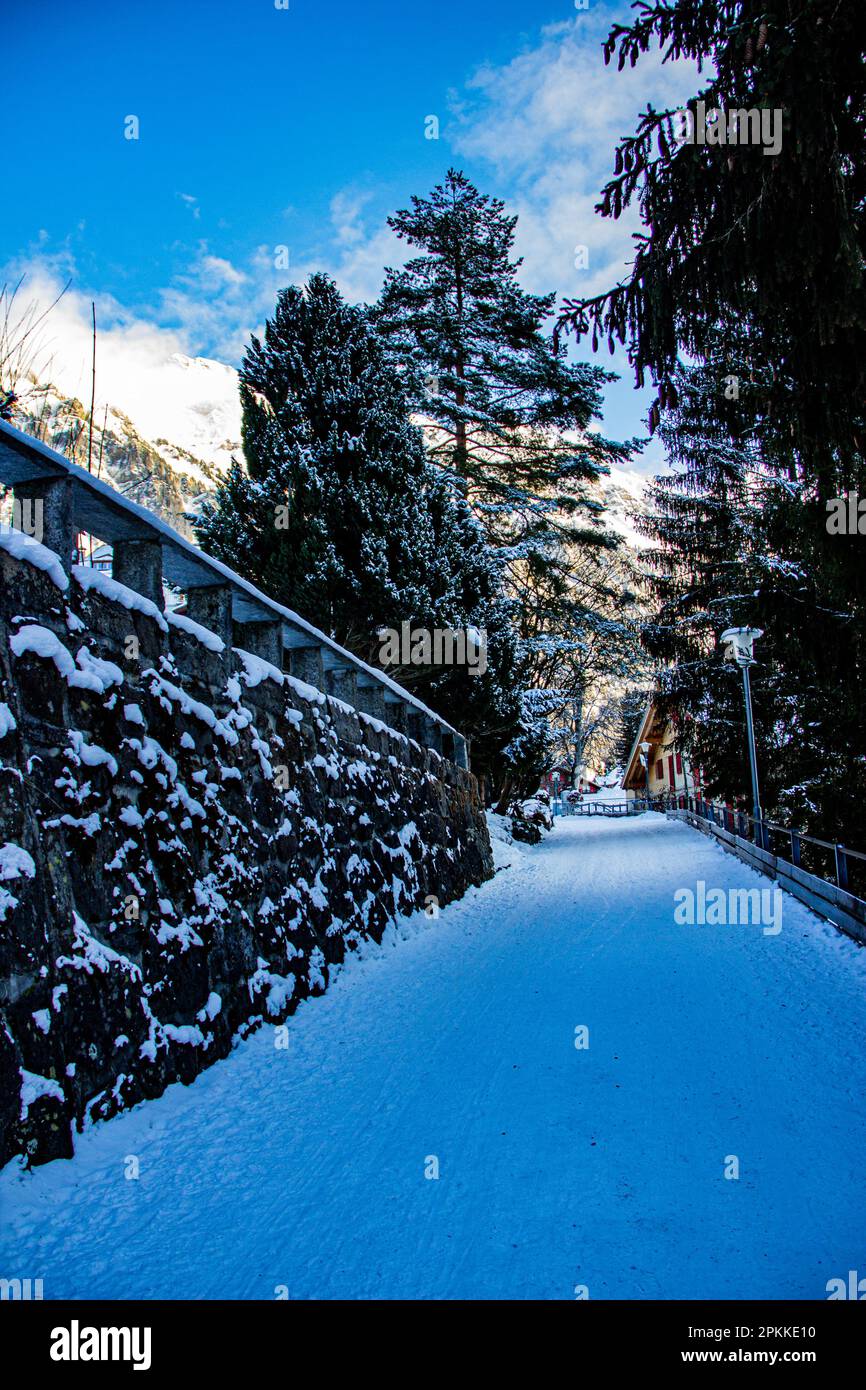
[0,542,492,1168]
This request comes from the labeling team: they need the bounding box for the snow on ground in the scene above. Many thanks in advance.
[583,778,629,804]
[1,812,864,1301]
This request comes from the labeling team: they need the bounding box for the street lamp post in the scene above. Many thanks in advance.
[721,627,765,849]
[639,740,652,810]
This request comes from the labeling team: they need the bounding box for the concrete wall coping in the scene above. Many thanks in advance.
[0,418,465,755]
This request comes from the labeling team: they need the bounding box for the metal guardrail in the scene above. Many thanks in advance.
[668,803,866,945]
[557,796,667,818]
[555,790,866,939]
[558,791,865,904]
[674,794,866,898]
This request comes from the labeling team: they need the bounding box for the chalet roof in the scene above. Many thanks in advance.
[621,698,669,790]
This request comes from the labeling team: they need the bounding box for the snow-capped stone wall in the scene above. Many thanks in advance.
[0,540,492,1168]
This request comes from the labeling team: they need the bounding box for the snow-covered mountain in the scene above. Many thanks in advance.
[601,463,649,549]
[11,355,242,540]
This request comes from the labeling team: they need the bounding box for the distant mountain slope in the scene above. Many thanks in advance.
[600,463,649,549]
[11,355,242,539]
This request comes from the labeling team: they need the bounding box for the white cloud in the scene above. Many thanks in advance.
[196,254,247,289]
[443,9,702,466]
[451,11,702,300]
[329,189,374,247]
[0,178,408,463]
[177,193,201,221]
[2,256,241,465]
[301,219,406,307]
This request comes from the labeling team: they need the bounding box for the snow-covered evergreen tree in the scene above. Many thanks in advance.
[555,0,866,848]
[375,171,629,521]
[198,274,440,654]
[640,345,866,845]
[615,686,649,766]
[373,171,641,801]
[196,274,520,783]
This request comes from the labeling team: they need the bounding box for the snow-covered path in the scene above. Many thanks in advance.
[2,813,865,1301]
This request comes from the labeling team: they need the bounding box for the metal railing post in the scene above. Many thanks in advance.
[678,789,865,903]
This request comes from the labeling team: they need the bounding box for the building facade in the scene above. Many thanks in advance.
[621,699,701,802]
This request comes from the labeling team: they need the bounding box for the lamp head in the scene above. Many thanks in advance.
[721,626,763,667]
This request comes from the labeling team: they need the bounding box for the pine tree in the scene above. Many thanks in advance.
[640,347,866,846]
[557,0,866,847]
[556,0,866,498]
[639,352,768,805]
[378,464,523,789]
[196,273,520,783]
[198,274,442,656]
[376,170,631,534]
[374,170,641,803]
[615,686,650,767]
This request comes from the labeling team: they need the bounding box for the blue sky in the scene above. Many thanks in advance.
[3,0,701,467]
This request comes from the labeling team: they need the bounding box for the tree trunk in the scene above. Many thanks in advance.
[494,773,514,816]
